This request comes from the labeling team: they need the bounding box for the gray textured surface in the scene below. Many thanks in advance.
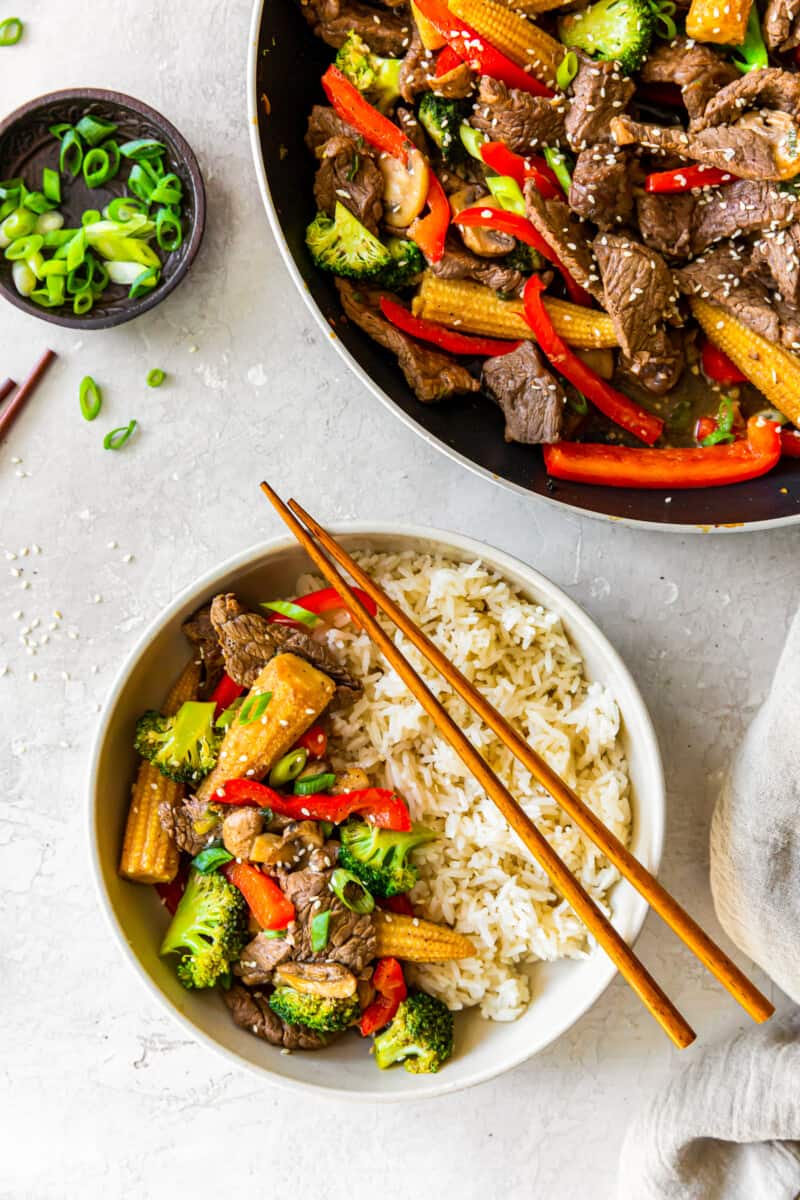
[1,5,798,1197]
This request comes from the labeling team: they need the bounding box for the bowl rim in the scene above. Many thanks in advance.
[88,522,666,1101]
[245,0,800,536]
[0,86,206,330]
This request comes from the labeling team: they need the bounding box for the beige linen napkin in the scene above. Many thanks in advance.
[617,609,800,1199]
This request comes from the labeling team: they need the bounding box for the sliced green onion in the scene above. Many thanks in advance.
[65,228,87,273]
[92,259,109,294]
[2,207,36,240]
[79,375,102,421]
[73,290,93,315]
[103,139,121,180]
[30,286,61,308]
[149,173,182,205]
[83,148,113,188]
[556,50,578,90]
[268,747,309,787]
[5,234,43,260]
[48,123,72,140]
[485,174,526,216]
[155,206,182,252]
[46,274,65,306]
[39,259,67,277]
[35,211,64,235]
[215,699,243,729]
[74,114,118,147]
[568,391,589,416]
[732,3,769,72]
[105,196,147,221]
[22,191,54,215]
[239,691,272,724]
[459,121,486,160]
[259,806,274,823]
[43,228,76,247]
[260,599,319,626]
[127,162,157,203]
[310,910,331,952]
[192,846,234,874]
[105,260,145,286]
[81,209,101,226]
[263,929,285,939]
[103,419,137,450]
[67,255,95,294]
[128,265,159,299]
[543,146,573,196]
[651,0,677,38]
[11,260,35,296]
[42,167,61,204]
[293,772,337,797]
[330,868,375,914]
[59,129,84,177]
[146,367,166,388]
[119,138,167,162]
[701,395,736,446]
[0,16,23,45]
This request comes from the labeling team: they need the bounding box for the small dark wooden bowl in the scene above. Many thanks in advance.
[0,88,205,330]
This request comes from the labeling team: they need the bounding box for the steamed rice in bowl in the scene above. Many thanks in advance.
[295,552,631,1023]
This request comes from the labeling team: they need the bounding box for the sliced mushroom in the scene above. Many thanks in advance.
[254,819,325,869]
[380,146,430,229]
[222,807,265,860]
[250,831,285,864]
[335,766,370,793]
[357,976,376,1011]
[449,185,514,258]
[274,960,358,998]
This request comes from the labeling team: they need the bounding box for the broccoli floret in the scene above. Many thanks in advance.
[558,0,654,74]
[269,985,360,1033]
[418,93,465,162]
[502,242,545,277]
[160,868,247,990]
[373,991,454,1074]
[335,32,403,111]
[306,202,391,280]
[374,237,425,289]
[338,821,436,897]
[134,700,222,784]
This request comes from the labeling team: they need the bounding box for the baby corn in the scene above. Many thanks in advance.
[494,0,577,13]
[448,0,564,84]
[691,297,800,426]
[686,0,751,44]
[373,910,474,961]
[119,659,202,884]
[413,274,618,348]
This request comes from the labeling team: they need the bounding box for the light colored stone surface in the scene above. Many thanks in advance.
[1,6,797,1197]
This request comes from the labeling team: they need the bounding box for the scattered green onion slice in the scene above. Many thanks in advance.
[651,0,677,38]
[40,259,67,277]
[81,209,101,226]
[260,599,319,626]
[155,206,182,252]
[12,260,35,296]
[146,367,167,388]
[35,210,64,235]
[0,16,23,45]
[459,121,486,160]
[215,699,243,729]
[42,167,61,205]
[128,265,159,299]
[74,114,118,147]
[293,772,337,796]
[22,191,53,215]
[79,375,102,421]
[127,163,156,203]
[263,929,286,939]
[5,234,43,261]
[238,691,273,725]
[48,123,71,140]
[103,419,137,450]
[568,391,589,416]
[67,255,95,294]
[485,174,526,216]
[119,138,167,162]
[556,50,578,91]
[330,868,375,915]
[192,846,234,874]
[268,747,309,787]
[83,148,113,189]
[310,910,331,952]
[106,196,147,221]
[46,274,65,305]
[73,290,93,315]
[701,395,736,446]
[66,228,87,273]
[543,146,573,196]
[2,207,35,239]
[102,139,121,181]
[59,129,84,178]
[150,173,182,205]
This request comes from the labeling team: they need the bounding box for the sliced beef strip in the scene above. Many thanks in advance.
[234,932,294,986]
[430,240,526,294]
[637,182,800,258]
[306,105,364,156]
[158,796,223,857]
[615,327,685,396]
[481,342,566,444]
[336,279,481,402]
[398,26,435,101]
[283,867,377,973]
[395,105,428,155]
[750,223,800,304]
[565,54,635,152]
[313,134,384,234]
[568,145,634,231]
[764,0,800,50]
[593,233,683,395]
[640,38,737,124]
[181,605,224,697]
[695,69,800,130]
[524,183,603,299]
[470,77,567,152]
[298,0,410,55]
[224,984,330,1050]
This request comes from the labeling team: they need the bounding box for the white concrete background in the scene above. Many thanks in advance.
[1,5,797,1197]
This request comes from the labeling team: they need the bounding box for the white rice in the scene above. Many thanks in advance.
[294,552,632,1023]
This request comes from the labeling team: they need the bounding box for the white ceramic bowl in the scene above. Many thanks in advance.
[89,525,665,1100]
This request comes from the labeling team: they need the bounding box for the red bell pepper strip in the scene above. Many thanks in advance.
[224,861,295,930]
[409,171,450,264]
[480,141,560,200]
[214,778,412,831]
[412,0,554,97]
[522,276,664,444]
[700,340,747,385]
[379,893,415,916]
[454,207,593,307]
[155,859,189,915]
[294,723,328,759]
[645,163,737,193]
[435,45,463,76]
[694,416,717,443]
[359,957,407,1036]
[379,295,521,356]
[266,585,378,627]
[782,428,800,457]
[543,417,782,488]
[209,672,245,719]
[637,82,685,108]
[321,65,410,164]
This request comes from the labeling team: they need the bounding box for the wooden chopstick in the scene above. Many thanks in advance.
[0,350,57,441]
[261,481,696,1049]
[289,501,775,1028]
[0,378,17,406]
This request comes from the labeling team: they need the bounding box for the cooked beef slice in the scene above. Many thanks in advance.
[395,105,428,154]
[182,605,224,697]
[305,105,363,156]
[297,0,410,54]
[481,342,566,443]
[750,223,800,304]
[431,241,526,294]
[637,182,800,258]
[283,867,377,972]
[695,69,800,130]
[313,135,384,233]
[764,0,800,50]
[640,38,737,124]
[636,191,698,258]
[616,327,685,395]
[593,233,683,394]
[222,807,265,860]
[336,279,481,402]
[158,796,223,856]
[524,182,602,298]
[224,984,330,1050]
[234,932,294,986]
[565,54,635,152]
[568,145,634,230]
[677,243,800,351]
[398,27,435,101]
[612,111,797,182]
[470,77,567,151]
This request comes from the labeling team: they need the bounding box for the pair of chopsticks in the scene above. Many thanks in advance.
[0,349,57,441]
[261,483,774,1049]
